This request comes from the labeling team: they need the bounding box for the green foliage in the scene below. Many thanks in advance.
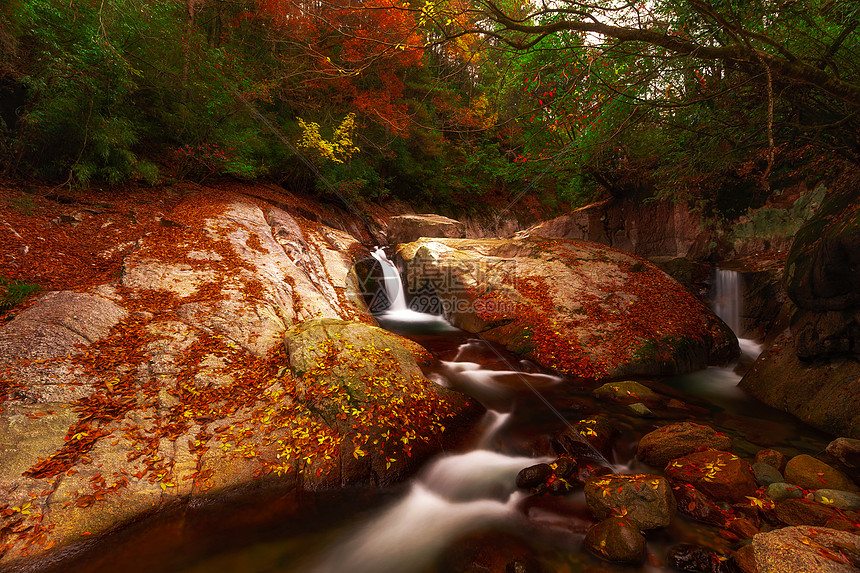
[0,278,39,312]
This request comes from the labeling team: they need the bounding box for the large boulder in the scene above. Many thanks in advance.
[0,193,470,567]
[397,238,737,380]
[285,318,473,486]
[387,214,465,244]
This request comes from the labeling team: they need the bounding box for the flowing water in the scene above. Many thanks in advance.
[37,262,835,573]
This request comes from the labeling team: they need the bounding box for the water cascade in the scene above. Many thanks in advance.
[712,268,763,361]
[712,268,743,335]
[370,247,408,312]
[369,247,453,332]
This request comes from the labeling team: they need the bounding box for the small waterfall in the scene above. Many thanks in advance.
[712,268,743,335]
[368,247,453,332]
[371,247,407,312]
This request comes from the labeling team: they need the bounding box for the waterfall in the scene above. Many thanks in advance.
[371,247,407,312]
[368,248,453,332]
[712,268,743,335]
[712,267,762,362]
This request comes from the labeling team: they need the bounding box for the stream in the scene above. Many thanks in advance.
[35,260,834,573]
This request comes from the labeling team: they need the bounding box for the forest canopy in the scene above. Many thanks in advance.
[0,0,857,216]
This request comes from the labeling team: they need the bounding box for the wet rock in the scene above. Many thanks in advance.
[667,543,737,573]
[766,482,804,502]
[553,416,617,457]
[592,381,662,405]
[739,329,860,439]
[811,489,860,511]
[727,517,759,540]
[636,422,733,468]
[516,464,554,490]
[584,516,646,563]
[784,454,859,492]
[666,450,758,504]
[673,483,731,527]
[574,463,614,485]
[745,525,860,573]
[286,318,470,486]
[554,456,577,479]
[584,474,676,529]
[733,544,757,573]
[826,437,860,473]
[387,214,465,243]
[774,498,860,530]
[754,449,787,473]
[752,462,784,487]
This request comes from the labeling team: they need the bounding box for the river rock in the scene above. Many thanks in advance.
[636,422,733,468]
[784,454,859,492]
[766,482,804,502]
[667,543,736,573]
[743,526,860,573]
[552,416,617,458]
[592,381,662,405]
[584,516,646,563]
[397,238,737,380]
[774,498,860,530]
[627,402,655,418]
[673,483,732,527]
[826,437,860,473]
[584,474,676,529]
[666,450,758,504]
[387,214,466,243]
[516,463,554,489]
[754,449,787,473]
[752,462,784,487]
[811,489,860,511]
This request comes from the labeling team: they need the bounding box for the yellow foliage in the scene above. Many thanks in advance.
[297,113,360,164]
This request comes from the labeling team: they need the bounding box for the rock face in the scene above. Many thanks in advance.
[517,198,708,259]
[743,526,860,573]
[742,184,860,438]
[636,422,733,468]
[740,330,860,439]
[387,214,465,243]
[397,238,737,380]
[0,193,472,566]
[584,474,676,529]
